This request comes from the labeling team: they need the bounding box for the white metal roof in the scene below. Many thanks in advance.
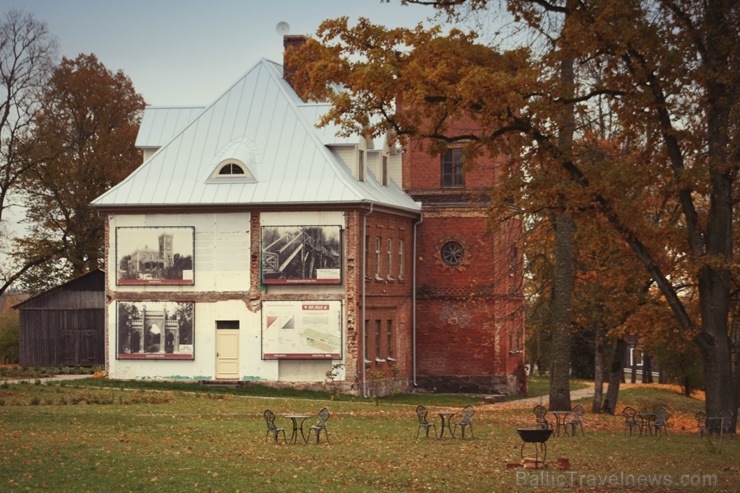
[94,59,419,214]
[134,106,205,149]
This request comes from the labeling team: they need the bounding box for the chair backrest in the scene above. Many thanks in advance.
[654,407,668,424]
[572,404,585,418]
[461,404,475,424]
[416,405,430,424]
[718,409,733,430]
[622,407,637,421]
[533,404,547,420]
[264,409,278,431]
[316,407,330,427]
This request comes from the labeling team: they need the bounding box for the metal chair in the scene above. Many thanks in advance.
[307,407,331,444]
[651,407,669,436]
[568,404,585,436]
[533,404,550,430]
[263,409,286,444]
[453,404,475,439]
[695,411,708,437]
[717,410,734,437]
[416,405,437,439]
[622,407,639,436]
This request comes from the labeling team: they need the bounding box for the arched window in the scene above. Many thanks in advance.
[218,162,246,175]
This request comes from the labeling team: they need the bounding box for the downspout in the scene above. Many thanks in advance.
[361,202,373,398]
[412,212,423,387]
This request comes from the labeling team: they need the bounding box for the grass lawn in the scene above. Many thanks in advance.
[0,378,737,492]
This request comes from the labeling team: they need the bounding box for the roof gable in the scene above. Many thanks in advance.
[93,59,419,214]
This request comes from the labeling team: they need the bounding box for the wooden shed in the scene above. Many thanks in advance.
[15,269,105,367]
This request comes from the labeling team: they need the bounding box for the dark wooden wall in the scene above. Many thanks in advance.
[17,270,105,367]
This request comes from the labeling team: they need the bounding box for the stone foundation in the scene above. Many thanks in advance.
[414,375,511,394]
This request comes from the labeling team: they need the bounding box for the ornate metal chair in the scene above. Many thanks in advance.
[263,409,286,444]
[622,407,639,436]
[416,405,437,439]
[453,404,475,439]
[717,410,734,437]
[568,404,585,436]
[533,404,550,430]
[695,411,708,437]
[651,407,669,436]
[307,407,331,444]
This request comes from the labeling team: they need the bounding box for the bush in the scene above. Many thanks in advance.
[0,313,20,364]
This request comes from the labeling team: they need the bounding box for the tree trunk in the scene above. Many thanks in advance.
[643,354,652,383]
[592,324,604,413]
[602,338,627,415]
[549,212,574,411]
[548,0,577,412]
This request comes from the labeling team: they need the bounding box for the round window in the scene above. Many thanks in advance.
[441,241,465,267]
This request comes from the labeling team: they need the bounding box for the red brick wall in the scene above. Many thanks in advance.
[402,117,525,393]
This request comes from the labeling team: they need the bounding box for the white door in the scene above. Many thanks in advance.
[216,329,239,380]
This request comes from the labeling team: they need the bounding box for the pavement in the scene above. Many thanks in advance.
[493,385,595,409]
[1,374,93,385]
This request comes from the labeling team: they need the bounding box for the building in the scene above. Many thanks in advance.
[14,269,105,367]
[91,37,523,396]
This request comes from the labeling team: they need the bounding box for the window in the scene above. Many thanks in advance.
[364,320,370,363]
[398,239,405,280]
[217,320,239,330]
[386,238,393,280]
[386,320,394,360]
[375,320,382,360]
[441,241,465,267]
[218,162,245,175]
[441,149,464,187]
[364,235,370,281]
[381,155,388,186]
[375,236,382,279]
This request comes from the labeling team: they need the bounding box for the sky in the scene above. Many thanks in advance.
[2,0,437,107]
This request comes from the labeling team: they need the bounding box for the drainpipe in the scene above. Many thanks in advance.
[361,202,373,398]
[412,212,423,387]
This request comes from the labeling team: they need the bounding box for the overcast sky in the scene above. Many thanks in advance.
[3,0,437,106]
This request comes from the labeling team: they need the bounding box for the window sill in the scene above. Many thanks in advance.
[386,276,395,283]
[364,359,372,366]
[397,276,405,283]
[387,357,396,363]
[375,358,386,364]
[374,275,384,282]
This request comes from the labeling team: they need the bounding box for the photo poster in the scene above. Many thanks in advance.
[116,226,194,285]
[261,225,342,285]
[116,301,194,360]
[262,300,342,359]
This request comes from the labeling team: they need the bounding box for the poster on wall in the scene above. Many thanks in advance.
[117,301,194,360]
[116,227,194,285]
[262,300,342,359]
[261,225,341,284]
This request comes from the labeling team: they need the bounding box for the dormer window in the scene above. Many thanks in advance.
[207,158,256,183]
[218,162,246,175]
[205,138,259,183]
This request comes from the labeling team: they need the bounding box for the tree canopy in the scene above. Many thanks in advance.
[290,0,739,423]
[15,53,144,292]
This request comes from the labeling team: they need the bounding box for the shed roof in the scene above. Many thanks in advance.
[13,269,105,310]
[93,59,419,214]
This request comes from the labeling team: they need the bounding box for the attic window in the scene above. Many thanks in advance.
[219,162,246,175]
[207,159,256,183]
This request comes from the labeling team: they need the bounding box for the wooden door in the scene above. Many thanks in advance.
[215,329,239,380]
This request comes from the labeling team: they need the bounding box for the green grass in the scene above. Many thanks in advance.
[0,379,737,492]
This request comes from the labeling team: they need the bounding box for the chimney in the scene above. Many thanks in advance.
[283,35,307,93]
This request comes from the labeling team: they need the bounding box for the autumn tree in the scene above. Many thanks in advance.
[291,0,739,426]
[0,9,57,295]
[16,53,144,292]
